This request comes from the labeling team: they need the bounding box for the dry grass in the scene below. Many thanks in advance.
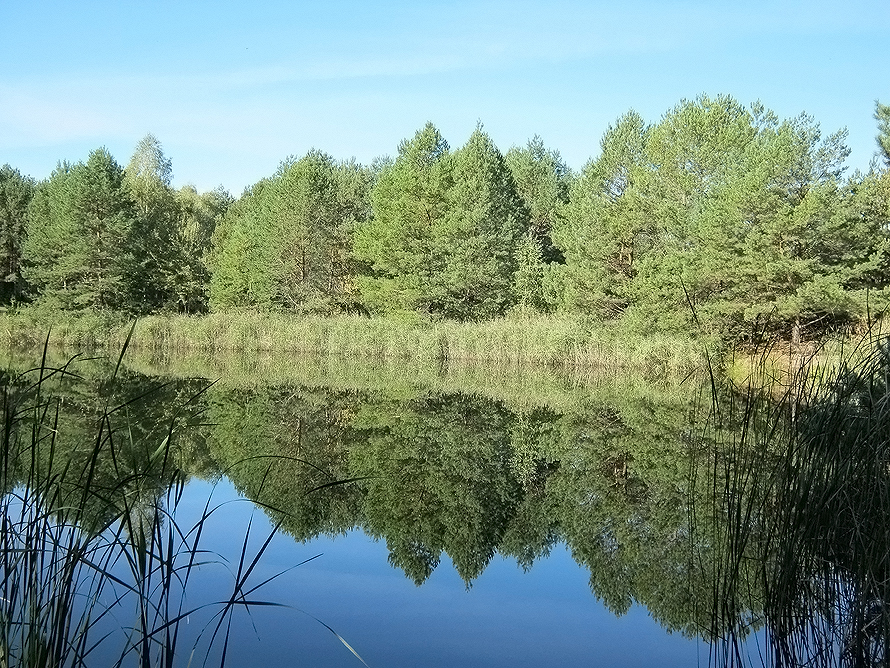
[0,309,710,377]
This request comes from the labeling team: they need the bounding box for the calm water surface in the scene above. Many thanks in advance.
[3,352,885,666]
[176,479,702,668]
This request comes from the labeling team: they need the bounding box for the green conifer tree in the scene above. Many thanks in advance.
[875,100,890,167]
[354,122,452,315]
[0,165,35,303]
[440,126,527,319]
[356,123,526,319]
[24,149,137,311]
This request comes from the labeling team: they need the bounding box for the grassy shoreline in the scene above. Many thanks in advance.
[0,309,711,377]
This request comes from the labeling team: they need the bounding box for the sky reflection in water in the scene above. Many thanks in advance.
[186,479,700,668]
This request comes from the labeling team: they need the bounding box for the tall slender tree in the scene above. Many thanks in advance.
[124,134,181,311]
[354,122,453,315]
[0,165,35,303]
[552,110,651,318]
[506,137,571,310]
[174,184,231,312]
[876,100,890,168]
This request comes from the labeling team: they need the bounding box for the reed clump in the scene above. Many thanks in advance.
[0,347,287,667]
[702,333,890,667]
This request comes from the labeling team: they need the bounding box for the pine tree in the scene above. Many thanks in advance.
[875,100,890,167]
[439,126,527,319]
[354,122,452,315]
[208,179,276,310]
[553,95,887,340]
[355,123,526,319]
[505,136,572,310]
[505,137,571,260]
[208,153,370,313]
[0,165,35,303]
[24,149,137,311]
[552,110,651,318]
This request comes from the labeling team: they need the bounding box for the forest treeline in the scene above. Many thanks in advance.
[3,94,890,343]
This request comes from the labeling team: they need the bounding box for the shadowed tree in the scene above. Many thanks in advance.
[0,165,35,303]
[506,137,572,310]
[552,110,651,318]
[172,184,231,312]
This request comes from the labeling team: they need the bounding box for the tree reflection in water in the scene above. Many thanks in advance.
[3,347,889,666]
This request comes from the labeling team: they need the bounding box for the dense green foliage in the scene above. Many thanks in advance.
[23,149,138,311]
[552,110,650,319]
[354,123,528,319]
[554,97,890,340]
[353,123,453,315]
[209,151,371,312]
[8,95,890,343]
[876,100,890,167]
[125,134,230,313]
[505,136,571,308]
[21,137,228,315]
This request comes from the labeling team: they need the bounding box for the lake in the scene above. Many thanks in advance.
[1,349,886,667]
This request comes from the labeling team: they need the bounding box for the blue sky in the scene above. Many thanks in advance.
[1,0,888,194]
